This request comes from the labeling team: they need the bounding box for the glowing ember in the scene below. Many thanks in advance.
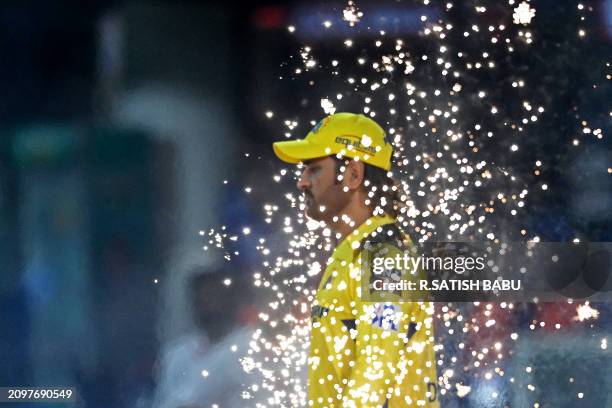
[456,383,471,397]
[320,98,336,114]
[575,303,599,321]
[343,1,363,26]
[513,1,536,25]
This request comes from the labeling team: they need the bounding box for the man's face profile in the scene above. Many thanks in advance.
[296,156,349,222]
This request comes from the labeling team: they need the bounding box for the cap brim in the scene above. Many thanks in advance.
[273,140,327,164]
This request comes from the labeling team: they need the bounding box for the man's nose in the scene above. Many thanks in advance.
[297,170,309,191]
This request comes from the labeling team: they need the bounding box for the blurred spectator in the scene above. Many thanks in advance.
[153,267,257,408]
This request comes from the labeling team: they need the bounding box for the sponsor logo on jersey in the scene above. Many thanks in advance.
[311,305,330,322]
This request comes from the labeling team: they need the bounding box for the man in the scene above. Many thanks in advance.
[273,112,439,407]
[153,268,257,408]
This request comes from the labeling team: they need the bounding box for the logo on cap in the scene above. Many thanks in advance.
[311,117,331,134]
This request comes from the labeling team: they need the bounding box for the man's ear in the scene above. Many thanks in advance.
[344,160,365,190]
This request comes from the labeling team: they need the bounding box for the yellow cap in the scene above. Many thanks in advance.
[273,112,393,171]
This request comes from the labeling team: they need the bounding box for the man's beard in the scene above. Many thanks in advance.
[303,186,346,222]
[303,189,320,220]
[303,189,314,207]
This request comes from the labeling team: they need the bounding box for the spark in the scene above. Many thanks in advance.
[320,98,336,114]
[343,1,363,26]
[456,383,471,397]
[575,303,599,321]
[513,2,536,25]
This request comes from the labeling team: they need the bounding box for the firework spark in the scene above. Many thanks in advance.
[513,1,536,25]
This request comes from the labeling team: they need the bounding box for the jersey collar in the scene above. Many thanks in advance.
[333,213,395,261]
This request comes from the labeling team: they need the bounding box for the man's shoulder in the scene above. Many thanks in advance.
[361,222,410,251]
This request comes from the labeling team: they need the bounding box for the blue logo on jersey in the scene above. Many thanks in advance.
[371,304,399,331]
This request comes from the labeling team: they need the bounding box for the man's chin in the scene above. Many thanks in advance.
[306,209,333,224]
[304,206,323,221]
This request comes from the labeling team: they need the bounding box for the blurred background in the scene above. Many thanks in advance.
[0,0,610,407]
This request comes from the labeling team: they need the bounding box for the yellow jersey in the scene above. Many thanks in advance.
[308,214,439,407]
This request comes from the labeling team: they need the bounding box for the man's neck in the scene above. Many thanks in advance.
[330,203,374,241]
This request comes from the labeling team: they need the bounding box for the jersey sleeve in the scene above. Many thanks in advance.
[342,237,438,407]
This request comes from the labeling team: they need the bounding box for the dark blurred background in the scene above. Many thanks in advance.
[0,1,296,406]
[0,0,610,407]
